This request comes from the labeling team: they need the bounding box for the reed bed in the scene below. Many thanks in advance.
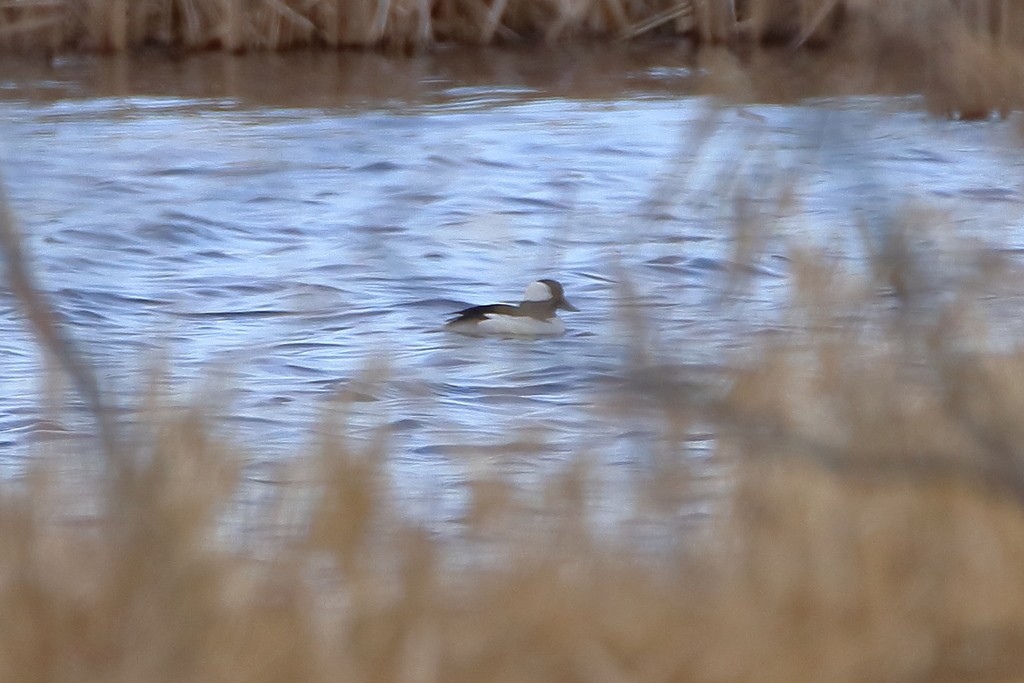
[7,139,1024,681]
[0,0,1022,53]
[5,254,1024,682]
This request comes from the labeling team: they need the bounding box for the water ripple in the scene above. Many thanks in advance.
[1,64,1021,504]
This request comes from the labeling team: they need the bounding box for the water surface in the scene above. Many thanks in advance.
[2,48,1024,521]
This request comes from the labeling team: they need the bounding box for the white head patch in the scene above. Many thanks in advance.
[523,280,553,302]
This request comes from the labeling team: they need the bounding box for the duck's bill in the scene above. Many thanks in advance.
[560,299,579,312]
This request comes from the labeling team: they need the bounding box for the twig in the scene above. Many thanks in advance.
[262,0,316,33]
[618,1,692,41]
[791,0,842,48]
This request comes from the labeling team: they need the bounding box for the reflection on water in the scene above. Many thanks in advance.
[1,49,1023,517]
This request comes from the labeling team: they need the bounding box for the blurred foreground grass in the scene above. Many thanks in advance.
[7,161,1024,682]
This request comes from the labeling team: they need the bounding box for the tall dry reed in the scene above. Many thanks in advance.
[6,140,1024,683]
[0,0,1018,54]
[4,1,1023,120]
[6,234,1024,682]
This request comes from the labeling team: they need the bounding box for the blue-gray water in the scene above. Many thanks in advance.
[2,50,1024,518]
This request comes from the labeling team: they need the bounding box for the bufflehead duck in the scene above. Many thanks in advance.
[445,279,578,336]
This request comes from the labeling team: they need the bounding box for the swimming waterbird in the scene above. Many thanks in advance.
[444,279,578,336]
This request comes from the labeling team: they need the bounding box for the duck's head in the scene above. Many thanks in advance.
[523,279,578,312]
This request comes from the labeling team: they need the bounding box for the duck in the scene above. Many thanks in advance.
[444,279,578,336]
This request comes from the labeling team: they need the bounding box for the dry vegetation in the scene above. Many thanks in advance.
[8,135,1024,683]
[7,193,1024,682]
[5,1,1024,119]
[0,0,1020,53]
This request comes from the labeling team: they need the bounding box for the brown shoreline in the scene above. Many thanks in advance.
[4,1,1024,120]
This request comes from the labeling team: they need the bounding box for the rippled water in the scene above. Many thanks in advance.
[2,50,1024,516]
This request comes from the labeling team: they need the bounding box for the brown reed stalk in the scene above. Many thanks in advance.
[219,0,244,50]
[0,176,120,461]
[0,0,1020,54]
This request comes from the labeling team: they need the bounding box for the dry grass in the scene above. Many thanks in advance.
[0,0,1018,53]
[4,1,1024,119]
[8,251,1024,682]
[7,138,1024,681]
